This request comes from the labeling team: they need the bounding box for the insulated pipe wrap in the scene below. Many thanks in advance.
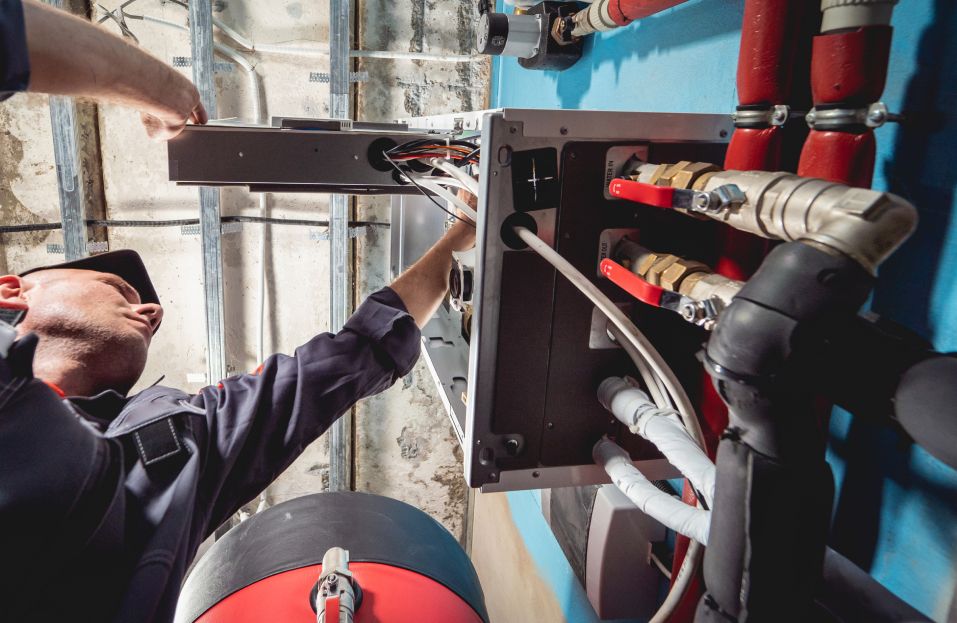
[798,129,876,187]
[571,0,687,35]
[810,26,893,105]
[735,0,808,105]
[594,438,712,545]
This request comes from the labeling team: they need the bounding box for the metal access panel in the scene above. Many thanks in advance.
[397,109,733,492]
[167,120,434,195]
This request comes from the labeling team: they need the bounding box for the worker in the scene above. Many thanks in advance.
[0,0,478,620]
[2,0,207,138]
[0,220,474,620]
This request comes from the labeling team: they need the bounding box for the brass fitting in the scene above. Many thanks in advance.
[653,161,722,190]
[660,259,710,291]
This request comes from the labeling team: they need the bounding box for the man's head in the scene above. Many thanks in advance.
[0,252,162,396]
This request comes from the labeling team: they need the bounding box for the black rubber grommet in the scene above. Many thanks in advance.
[368,138,399,172]
[500,212,538,250]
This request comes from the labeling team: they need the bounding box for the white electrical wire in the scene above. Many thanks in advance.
[427,157,480,196]
[415,176,472,192]
[514,225,708,622]
[413,177,478,222]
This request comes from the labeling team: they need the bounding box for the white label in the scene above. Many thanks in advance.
[603,145,650,200]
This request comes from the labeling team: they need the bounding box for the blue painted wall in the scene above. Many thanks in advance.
[493,0,957,620]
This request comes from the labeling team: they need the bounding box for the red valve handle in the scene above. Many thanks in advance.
[608,178,677,208]
[600,259,666,307]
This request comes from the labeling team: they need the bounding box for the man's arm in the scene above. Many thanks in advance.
[21,0,207,139]
[191,220,475,529]
[391,213,477,328]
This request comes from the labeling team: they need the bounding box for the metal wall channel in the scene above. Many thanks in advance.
[189,0,228,385]
[328,0,353,492]
[46,1,86,261]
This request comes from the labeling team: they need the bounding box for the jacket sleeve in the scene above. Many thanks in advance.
[192,287,421,530]
[1,0,30,100]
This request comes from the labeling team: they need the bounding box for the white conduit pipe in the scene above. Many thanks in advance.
[599,377,716,506]
[350,50,478,63]
[595,437,711,545]
[427,158,480,196]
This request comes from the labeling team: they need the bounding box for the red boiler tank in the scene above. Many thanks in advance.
[174,492,488,623]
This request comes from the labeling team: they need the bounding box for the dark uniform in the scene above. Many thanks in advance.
[1,0,30,100]
[0,250,421,621]
[1,10,422,621]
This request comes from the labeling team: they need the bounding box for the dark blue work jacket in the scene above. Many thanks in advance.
[1,0,30,99]
[0,288,420,622]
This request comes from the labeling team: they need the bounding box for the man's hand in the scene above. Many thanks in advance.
[445,188,478,252]
[22,0,208,141]
[390,187,480,328]
[139,81,209,140]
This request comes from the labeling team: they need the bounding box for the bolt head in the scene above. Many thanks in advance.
[869,110,885,123]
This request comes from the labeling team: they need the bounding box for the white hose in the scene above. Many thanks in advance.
[415,176,472,192]
[413,177,478,221]
[595,438,711,545]
[599,377,715,506]
[350,50,477,63]
[427,158,480,196]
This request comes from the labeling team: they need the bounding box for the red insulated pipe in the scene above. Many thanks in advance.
[811,26,893,106]
[607,0,689,26]
[798,130,876,187]
[736,0,809,105]
[799,24,893,188]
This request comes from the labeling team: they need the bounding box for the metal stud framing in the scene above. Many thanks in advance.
[189,0,228,385]
[327,0,354,492]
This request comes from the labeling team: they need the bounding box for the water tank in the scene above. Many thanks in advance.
[175,492,488,623]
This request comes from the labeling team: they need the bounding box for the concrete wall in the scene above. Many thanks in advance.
[352,1,489,543]
[0,0,486,539]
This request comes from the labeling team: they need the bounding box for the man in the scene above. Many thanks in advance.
[0,219,475,621]
[3,0,207,138]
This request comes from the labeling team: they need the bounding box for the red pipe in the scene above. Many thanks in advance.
[798,24,893,188]
[798,130,876,187]
[670,3,814,617]
[608,0,689,26]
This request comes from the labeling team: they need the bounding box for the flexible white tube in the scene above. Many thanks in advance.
[415,176,471,192]
[595,438,711,545]
[427,158,480,196]
[599,377,715,506]
[413,178,479,222]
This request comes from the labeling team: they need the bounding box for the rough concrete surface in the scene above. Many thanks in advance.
[354,1,490,544]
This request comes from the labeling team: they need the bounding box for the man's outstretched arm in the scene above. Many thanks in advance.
[391,218,476,328]
[19,0,207,138]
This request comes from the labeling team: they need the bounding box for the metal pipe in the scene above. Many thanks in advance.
[699,170,917,274]
[189,0,227,385]
[570,0,688,37]
[327,0,353,493]
[350,50,478,63]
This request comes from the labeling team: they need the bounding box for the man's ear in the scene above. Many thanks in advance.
[0,276,29,310]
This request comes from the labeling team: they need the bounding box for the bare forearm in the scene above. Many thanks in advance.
[22,0,205,137]
[390,221,475,328]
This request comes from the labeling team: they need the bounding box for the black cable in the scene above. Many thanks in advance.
[0,217,390,234]
[383,152,475,227]
[0,223,64,233]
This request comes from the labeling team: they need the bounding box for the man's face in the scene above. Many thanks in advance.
[17,269,163,391]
